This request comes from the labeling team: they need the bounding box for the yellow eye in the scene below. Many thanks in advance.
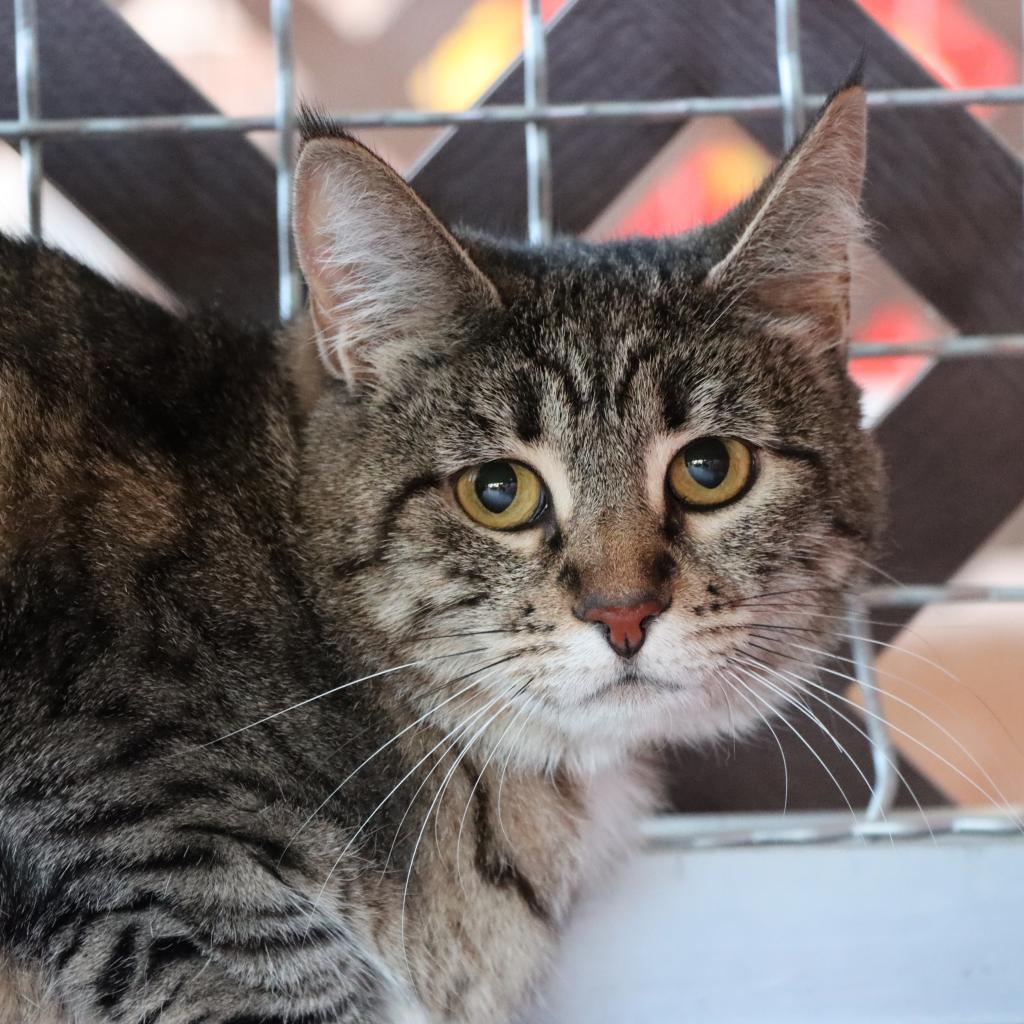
[668,437,753,508]
[455,460,548,530]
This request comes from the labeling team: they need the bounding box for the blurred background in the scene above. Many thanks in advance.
[2,0,1021,812]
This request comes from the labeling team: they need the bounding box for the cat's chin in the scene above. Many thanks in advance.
[583,665,698,703]
[577,677,751,747]
[501,666,767,776]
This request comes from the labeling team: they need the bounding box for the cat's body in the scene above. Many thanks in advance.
[0,237,648,1021]
[0,82,881,1022]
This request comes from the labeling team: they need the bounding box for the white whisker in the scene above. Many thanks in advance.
[454,678,534,893]
[746,634,1024,828]
[283,658,513,860]
[716,673,789,813]
[378,667,519,879]
[398,681,523,976]
[726,670,858,823]
[771,635,1024,819]
[737,651,933,838]
[200,647,488,748]
[743,632,973,724]
[496,695,544,847]
[302,656,523,929]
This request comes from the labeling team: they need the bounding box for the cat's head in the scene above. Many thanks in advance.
[293,82,884,772]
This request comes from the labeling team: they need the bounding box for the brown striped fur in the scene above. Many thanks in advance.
[0,81,880,1022]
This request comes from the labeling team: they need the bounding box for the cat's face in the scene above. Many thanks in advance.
[295,85,883,770]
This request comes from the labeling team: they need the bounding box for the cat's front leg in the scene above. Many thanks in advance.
[0,964,432,1024]
[5,821,408,1024]
[44,895,391,1023]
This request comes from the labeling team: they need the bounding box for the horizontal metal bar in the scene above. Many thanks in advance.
[861,584,1024,606]
[864,84,1024,108]
[0,85,1021,140]
[849,334,1024,359]
[0,112,275,138]
[641,806,1024,851]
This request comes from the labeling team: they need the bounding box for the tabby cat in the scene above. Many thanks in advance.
[0,78,881,1023]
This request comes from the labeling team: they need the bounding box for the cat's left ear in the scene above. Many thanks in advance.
[293,120,501,388]
[703,80,866,354]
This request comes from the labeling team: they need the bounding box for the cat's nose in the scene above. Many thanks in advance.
[579,596,666,658]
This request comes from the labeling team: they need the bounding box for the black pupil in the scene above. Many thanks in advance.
[475,461,519,514]
[685,438,730,489]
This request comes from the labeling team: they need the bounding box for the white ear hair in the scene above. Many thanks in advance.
[293,134,500,388]
[705,84,867,351]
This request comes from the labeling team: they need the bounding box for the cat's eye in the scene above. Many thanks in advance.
[668,437,753,508]
[455,460,548,530]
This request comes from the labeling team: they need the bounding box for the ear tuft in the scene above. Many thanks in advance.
[293,126,500,389]
[832,52,866,95]
[705,81,867,353]
[297,104,357,145]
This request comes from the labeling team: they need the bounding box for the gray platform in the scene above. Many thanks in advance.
[539,810,1024,1023]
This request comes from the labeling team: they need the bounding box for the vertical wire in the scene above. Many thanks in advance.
[522,0,552,243]
[846,599,898,820]
[14,0,42,238]
[271,0,300,323]
[774,0,806,149]
[826,0,892,823]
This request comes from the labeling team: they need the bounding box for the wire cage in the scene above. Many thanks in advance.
[4,0,1024,1016]
[7,0,1023,832]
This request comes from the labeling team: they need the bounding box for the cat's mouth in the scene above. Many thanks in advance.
[586,666,679,701]
[617,667,650,686]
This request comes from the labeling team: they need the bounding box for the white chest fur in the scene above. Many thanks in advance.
[574,761,660,889]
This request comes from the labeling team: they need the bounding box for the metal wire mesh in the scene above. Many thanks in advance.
[12,0,1023,846]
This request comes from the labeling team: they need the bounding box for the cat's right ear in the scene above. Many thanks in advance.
[293,120,501,389]
[701,77,867,356]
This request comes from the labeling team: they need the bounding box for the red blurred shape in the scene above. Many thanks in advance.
[541,0,567,22]
[859,0,1015,118]
[849,301,931,396]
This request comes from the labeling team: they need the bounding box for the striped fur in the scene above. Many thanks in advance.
[0,83,880,1021]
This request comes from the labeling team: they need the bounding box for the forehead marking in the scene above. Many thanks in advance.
[512,354,589,442]
[660,376,688,432]
[378,471,441,551]
[614,342,660,419]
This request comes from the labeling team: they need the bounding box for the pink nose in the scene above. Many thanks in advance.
[582,598,666,658]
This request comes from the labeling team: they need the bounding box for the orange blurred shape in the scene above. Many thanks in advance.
[407,0,522,111]
[407,0,570,112]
